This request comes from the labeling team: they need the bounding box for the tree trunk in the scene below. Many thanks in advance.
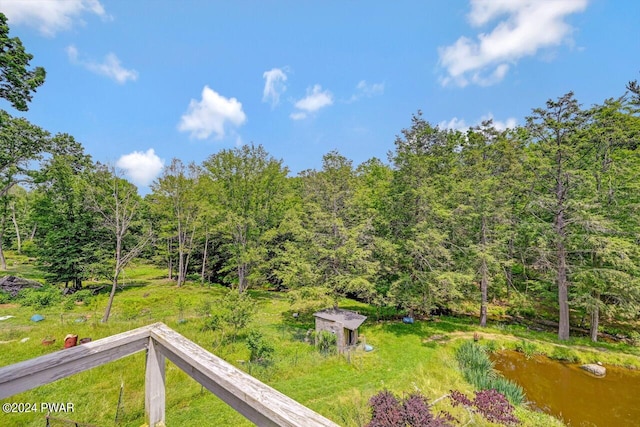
[167,237,173,281]
[236,223,249,293]
[103,236,122,323]
[177,230,185,287]
[238,262,247,293]
[505,235,515,297]
[479,216,488,327]
[0,215,6,270]
[556,206,570,340]
[555,136,570,340]
[181,225,196,286]
[201,233,209,284]
[480,258,488,327]
[10,202,21,253]
[590,290,600,342]
[102,274,118,323]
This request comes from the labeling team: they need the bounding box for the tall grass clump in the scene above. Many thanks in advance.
[514,339,539,358]
[456,340,524,405]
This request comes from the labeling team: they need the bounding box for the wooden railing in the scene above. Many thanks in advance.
[0,322,339,427]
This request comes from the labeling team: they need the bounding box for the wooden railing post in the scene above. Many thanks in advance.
[145,337,166,427]
[1,323,338,426]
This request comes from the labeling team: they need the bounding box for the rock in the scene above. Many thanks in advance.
[0,275,43,297]
[581,363,606,377]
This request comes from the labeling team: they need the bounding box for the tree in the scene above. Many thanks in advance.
[387,114,466,315]
[0,12,48,268]
[0,12,46,111]
[149,159,200,287]
[570,95,640,341]
[31,135,102,289]
[87,165,153,322]
[627,79,640,105]
[526,92,589,340]
[296,151,380,305]
[0,112,48,269]
[353,158,398,314]
[453,122,523,326]
[202,144,288,293]
[7,185,30,253]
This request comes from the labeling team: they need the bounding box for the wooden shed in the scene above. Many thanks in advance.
[313,308,367,353]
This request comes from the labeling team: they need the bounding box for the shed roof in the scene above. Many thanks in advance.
[313,308,367,330]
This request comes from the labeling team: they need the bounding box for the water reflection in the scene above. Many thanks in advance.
[492,351,640,426]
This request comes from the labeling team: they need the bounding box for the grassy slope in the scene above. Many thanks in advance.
[1,253,638,426]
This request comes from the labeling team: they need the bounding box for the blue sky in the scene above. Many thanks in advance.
[1,0,638,193]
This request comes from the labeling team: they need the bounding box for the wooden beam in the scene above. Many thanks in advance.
[149,323,339,427]
[0,322,339,427]
[0,324,153,399]
[145,337,166,427]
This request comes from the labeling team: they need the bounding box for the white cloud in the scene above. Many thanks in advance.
[295,85,333,112]
[262,68,288,107]
[438,113,517,131]
[439,117,469,132]
[66,45,79,61]
[178,86,247,139]
[483,113,517,131]
[357,80,385,97]
[0,0,107,36]
[348,80,385,102]
[116,149,164,187]
[290,84,333,120]
[438,0,588,87]
[66,45,138,84]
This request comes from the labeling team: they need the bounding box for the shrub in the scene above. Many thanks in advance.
[222,290,256,335]
[202,314,223,332]
[17,285,61,308]
[628,331,640,347]
[316,330,337,355]
[176,296,188,321]
[450,389,520,425]
[196,300,213,317]
[367,390,403,427]
[0,290,10,304]
[456,340,493,374]
[366,390,454,427]
[455,340,525,405]
[482,339,498,353]
[490,378,525,405]
[246,330,274,365]
[20,240,38,257]
[550,346,580,363]
[62,297,75,311]
[73,289,94,303]
[505,293,536,318]
[514,340,539,358]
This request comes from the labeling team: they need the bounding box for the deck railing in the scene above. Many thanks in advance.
[0,322,339,427]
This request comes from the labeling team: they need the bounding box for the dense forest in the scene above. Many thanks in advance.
[2,12,640,342]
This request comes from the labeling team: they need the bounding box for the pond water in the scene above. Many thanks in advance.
[492,351,640,426]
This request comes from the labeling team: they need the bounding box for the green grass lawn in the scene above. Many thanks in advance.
[2,254,639,426]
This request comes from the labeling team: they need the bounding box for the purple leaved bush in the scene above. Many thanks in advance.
[367,390,404,427]
[366,390,454,427]
[367,388,520,426]
[450,389,520,425]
